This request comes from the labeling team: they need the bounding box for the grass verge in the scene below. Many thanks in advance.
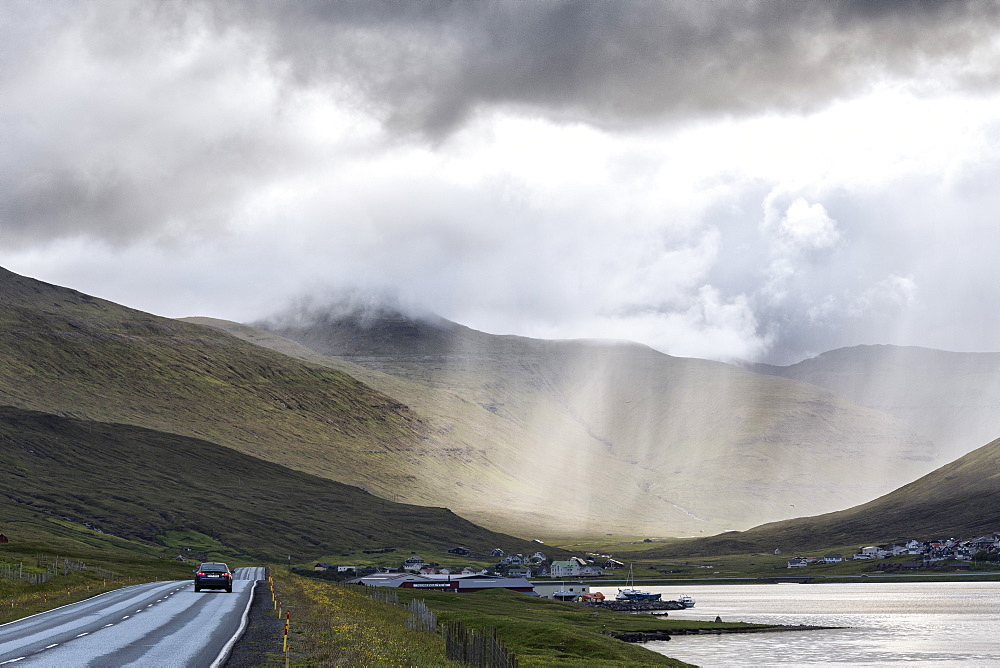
[273,569,769,667]
[0,542,194,624]
[274,570,458,666]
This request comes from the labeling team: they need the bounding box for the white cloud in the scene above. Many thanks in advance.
[4,2,1000,364]
[848,274,919,318]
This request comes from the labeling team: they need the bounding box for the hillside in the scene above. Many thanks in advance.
[639,433,1000,557]
[753,345,1000,464]
[0,405,549,561]
[190,305,938,536]
[0,266,504,508]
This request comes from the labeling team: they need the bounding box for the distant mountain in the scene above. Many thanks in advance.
[0,405,546,561]
[752,345,1000,464]
[191,304,937,537]
[641,432,1000,557]
[0,264,951,539]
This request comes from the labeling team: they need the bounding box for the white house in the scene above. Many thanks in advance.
[787,558,808,568]
[550,560,581,577]
[403,556,427,572]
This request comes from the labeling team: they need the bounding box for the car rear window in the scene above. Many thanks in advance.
[200,563,229,571]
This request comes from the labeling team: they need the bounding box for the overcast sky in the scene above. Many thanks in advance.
[4,0,1000,364]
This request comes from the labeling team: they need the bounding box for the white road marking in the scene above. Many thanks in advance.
[0,574,261,666]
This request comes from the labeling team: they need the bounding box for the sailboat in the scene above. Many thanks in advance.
[615,564,661,601]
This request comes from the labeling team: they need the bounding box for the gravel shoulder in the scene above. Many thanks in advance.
[223,578,286,667]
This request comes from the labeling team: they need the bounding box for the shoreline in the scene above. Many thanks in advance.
[609,624,838,643]
[588,572,1000,587]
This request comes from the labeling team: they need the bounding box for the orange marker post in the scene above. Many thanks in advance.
[283,611,289,653]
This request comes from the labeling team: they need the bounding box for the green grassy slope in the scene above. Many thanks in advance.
[638,433,1000,557]
[0,405,552,561]
[753,345,1000,464]
[203,307,937,537]
[0,267,491,506]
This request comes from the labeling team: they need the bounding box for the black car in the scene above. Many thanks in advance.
[194,562,233,592]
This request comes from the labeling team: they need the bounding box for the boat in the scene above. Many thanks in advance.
[676,594,695,608]
[616,588,662,601]
[615,564,661,601]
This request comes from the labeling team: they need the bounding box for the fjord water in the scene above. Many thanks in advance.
[595,581,1000,666]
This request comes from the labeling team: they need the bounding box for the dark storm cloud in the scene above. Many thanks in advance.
[1,1,296,246]
[216,0,1000,136]
[4,0,998,246]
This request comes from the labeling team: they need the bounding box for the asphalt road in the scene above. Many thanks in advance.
[0,566,266,667]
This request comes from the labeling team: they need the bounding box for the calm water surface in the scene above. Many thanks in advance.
[594,581,1000,667]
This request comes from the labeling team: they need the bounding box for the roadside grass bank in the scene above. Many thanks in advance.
[277,569,781,666]
[273,569,458,666]
[391,586,749,667]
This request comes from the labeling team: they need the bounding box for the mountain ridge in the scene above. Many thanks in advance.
[0,265,969,539]
[201,304,940,536]
[752,343,1000,464]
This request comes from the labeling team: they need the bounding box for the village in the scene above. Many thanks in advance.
[304,531,1000,592]
[784,533,1000,569]
[311,547,623,581]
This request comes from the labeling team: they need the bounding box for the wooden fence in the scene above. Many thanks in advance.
[444,621,518,668]
[1,557,118,585]
[404,598,438,633]
[366,587,399,606]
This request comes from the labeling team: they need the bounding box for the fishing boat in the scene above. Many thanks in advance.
[615,565,661,601]
[676,594,695,608]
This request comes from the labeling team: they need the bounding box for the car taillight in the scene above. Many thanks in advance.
[222,572,230,577]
